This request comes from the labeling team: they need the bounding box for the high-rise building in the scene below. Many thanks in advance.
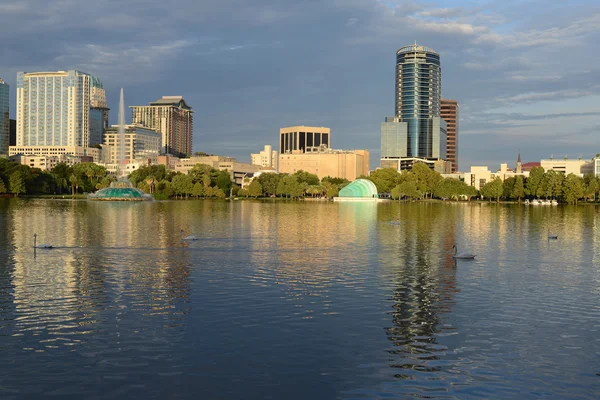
[381,43,447,170]
[441,99,459,172]
[15,70,107,148]
[0,79,9,155]
[130,96,193,156]
[251,144,278,171]
[279,126,330,155]
[380,116,407,159]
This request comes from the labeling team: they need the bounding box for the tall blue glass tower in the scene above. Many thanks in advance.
[395,44,442,158]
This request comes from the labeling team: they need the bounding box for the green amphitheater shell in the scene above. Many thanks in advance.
[338,179,379,198]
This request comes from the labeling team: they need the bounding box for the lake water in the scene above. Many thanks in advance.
[0,199,598,399]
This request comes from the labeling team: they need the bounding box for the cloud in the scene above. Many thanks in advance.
[417,8,464,19]
[1,0,599,170]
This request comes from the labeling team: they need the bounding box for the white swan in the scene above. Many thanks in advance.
[33,233,53,249]
[453,244,475,259]
[181,229,200,241]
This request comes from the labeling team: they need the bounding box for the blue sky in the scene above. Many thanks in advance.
[1,0,599,170]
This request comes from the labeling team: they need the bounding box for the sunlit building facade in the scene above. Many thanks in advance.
[280,126,330,154]
[279,148,369,181]
[441,99,459,172]
[15,70,107,148]
[251,144,278,171]
[103,124,162,164]
[130,96,193,156]
[395,44,442,158]
[381,44,448,171]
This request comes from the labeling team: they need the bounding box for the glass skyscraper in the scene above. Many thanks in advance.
[0,79,9,155]
[16,70,107,148]
[394,44,443,159]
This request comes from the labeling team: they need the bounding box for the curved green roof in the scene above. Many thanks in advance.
[338,179,378,198]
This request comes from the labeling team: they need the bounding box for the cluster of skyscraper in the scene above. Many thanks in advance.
[380,43,459,173]
[0,70,193,162]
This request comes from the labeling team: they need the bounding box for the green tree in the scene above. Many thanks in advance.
[480,178,503,202]
[214,170,232,193]
[433,178,477,200]
[276,175,305,198]
[214,188,226,199]
[171,174,194,199]
[525,166,544,198]
[293,170,319,186]
[364,168,402,193]
[257,173,280,196]
[411,162,440,198]
[9,171,26,197]
[511,175,525,203]
[247,179,263,198]
[324,182,339,198]
[583,174,599,201]
[391,181,421,200]
[204,185,215,198]
[562,173,584,204]
[192,182,203,198]
[51,163,71,194]
[502,177,516,199]
[321,176,349,186]
[156,179,173,198]
[0,177,6,194]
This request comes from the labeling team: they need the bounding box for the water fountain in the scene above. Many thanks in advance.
[88,89,153,201]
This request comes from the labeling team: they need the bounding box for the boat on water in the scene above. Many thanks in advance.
[551,200,558,205]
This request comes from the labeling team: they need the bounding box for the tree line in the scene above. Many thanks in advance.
[363,164,599,205]
[0,159,114,197]
[2,157,598,205]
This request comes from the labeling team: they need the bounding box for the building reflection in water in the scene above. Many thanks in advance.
[5,199,191,351]
[377,203,459,378]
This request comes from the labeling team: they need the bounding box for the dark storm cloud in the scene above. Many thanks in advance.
[1,0,599,169]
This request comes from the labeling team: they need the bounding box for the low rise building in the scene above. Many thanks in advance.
[163,155,262,185]
[279,148,370,181]
[10,154,94,170]
[540,158,591,177]
[103,124,161,164]
[8,145,101,162]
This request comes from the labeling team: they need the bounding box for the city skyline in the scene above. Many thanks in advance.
[1,0,599,170]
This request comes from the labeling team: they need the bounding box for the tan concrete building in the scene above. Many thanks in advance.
[10,154,94,170]
[540,158,592,177]
[103,124,161,164]
[441,99,459,172]
[9,145,101,162]
[279,148,370,181]
[251,144,278,171]
[280,126,330,154]
[130,96,193,156]
[161,155,262,185]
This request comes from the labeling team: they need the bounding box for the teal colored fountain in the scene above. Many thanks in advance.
[88,88,153,202]
[88,179,153,201]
